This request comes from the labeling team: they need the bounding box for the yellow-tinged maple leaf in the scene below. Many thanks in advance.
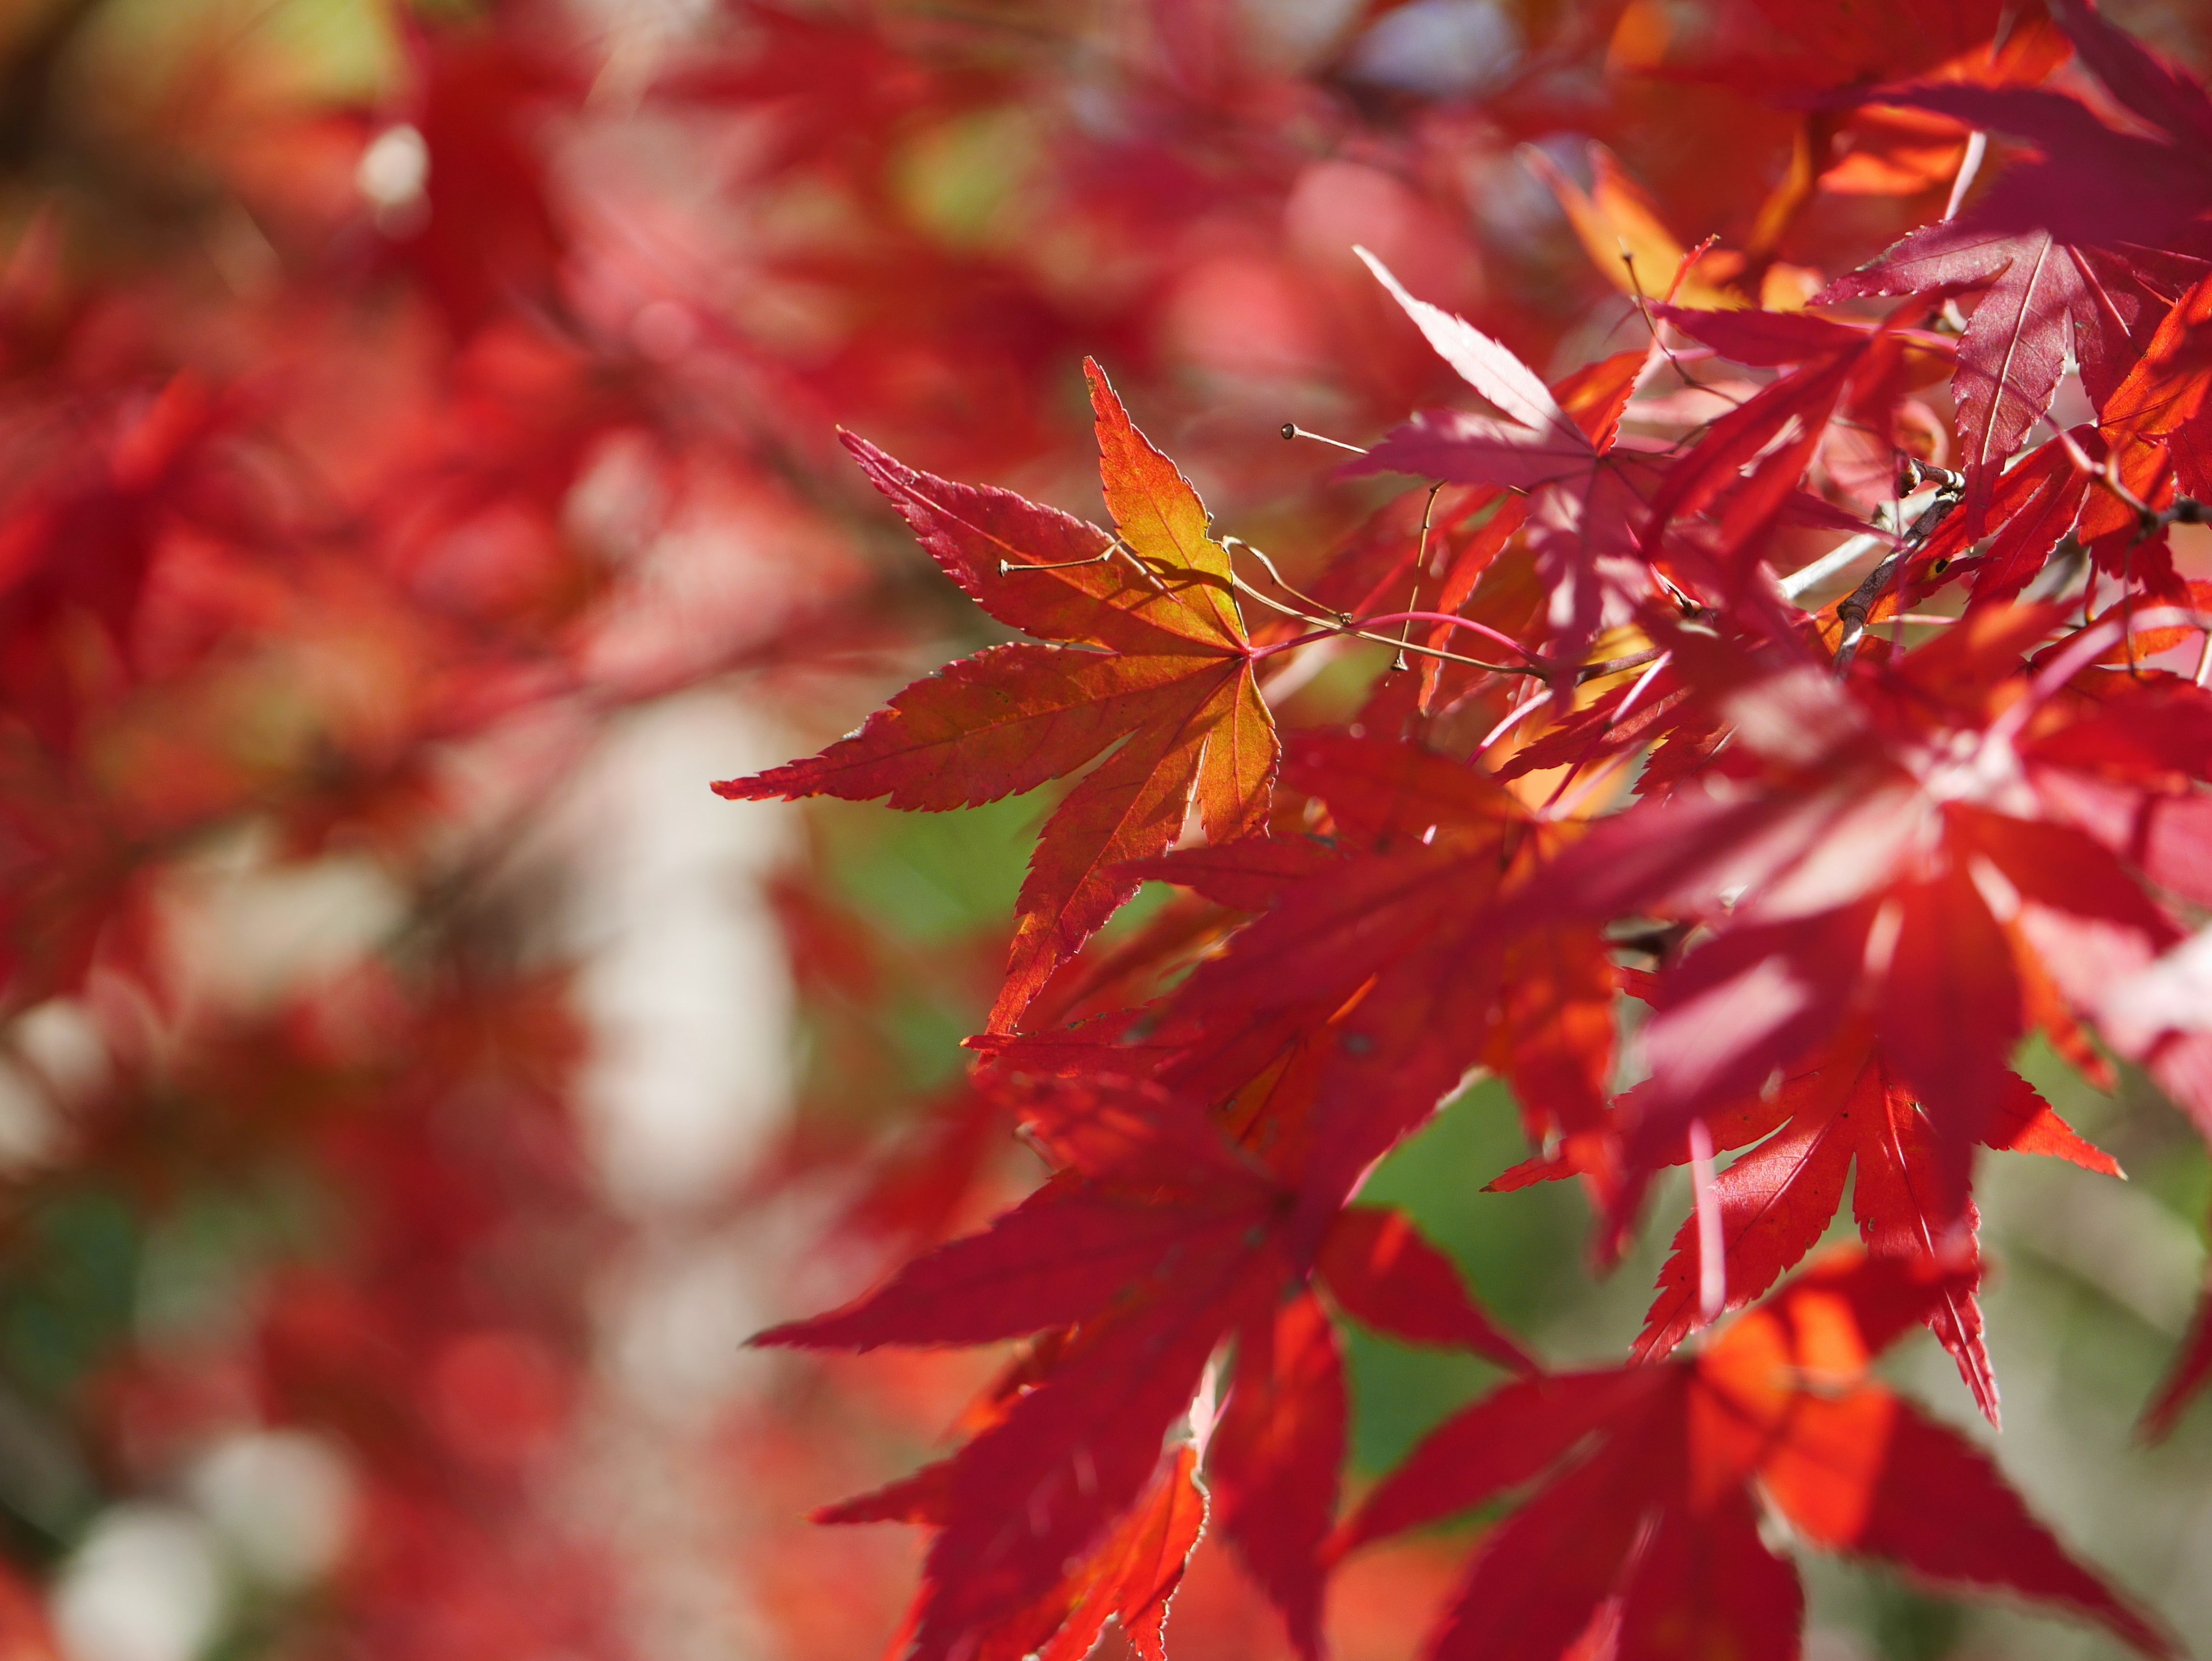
[716,360,1275,1030]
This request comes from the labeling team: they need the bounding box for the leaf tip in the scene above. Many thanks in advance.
[1350,243,1396,295]
[711,774,781,801]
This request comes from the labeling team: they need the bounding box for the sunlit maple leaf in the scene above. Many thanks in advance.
[763,1018,1535,1661]
[755,1068,1286,1661]
[1817,229,2194,527]
[1333,1251,2178,1661]
[1340,249,1660,669]
[1504,1021,2119,1422]
[1512,611,2208,1212]
[1156,728,1618,1211]
[1525,142,1738,311]
[717,360,1275,1031]
[820,1441,1210,1661]
[1861,0,2212,252]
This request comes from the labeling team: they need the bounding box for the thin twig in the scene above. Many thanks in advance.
[1834,486,1963,673]
[1220,535,1347,623]
[997,546,1115,575]
[1573,644,1671,683]
[1354,611,1547,663]
[1393,484,1444,672]
[1621,248,1738,405]
[1281,423,1368,455]
[997,536,1171,597]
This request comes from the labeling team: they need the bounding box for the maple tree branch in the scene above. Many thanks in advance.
[1834,483,1964,673]
[1779,531,1888,600]
[1899,457,1964,495]
[2137,495,2209,539]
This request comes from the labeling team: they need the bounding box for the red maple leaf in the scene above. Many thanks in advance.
[717,361,1276,1031]
[1816,229,2193,527]
[1863,0,2212,253]
[2145,1237,2212,1439]
[1514,610,2209,1207]
[1339,250,1660,669]
[1156,728,1620,1212]
[1332,1250,2177,1661]
[754,1070,1288,1661]
[819,1442,1209,1661]
[755,1059,1528,1661]
[1632,301,1929,609]
[1503,1022,2120,1422]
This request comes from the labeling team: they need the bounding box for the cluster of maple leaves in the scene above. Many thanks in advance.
[2,1,2211,1660]
[730,3,2212,1659]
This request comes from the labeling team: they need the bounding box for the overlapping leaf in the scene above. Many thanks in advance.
[1334,1252,2176,1661]
[757,1069,1286,1661]
[1505,1023,2119,1421]
[725,7,2212,1655]
[1516,614,2209,1212]
[1817,230,2192,525]
[759,1056,1530,1661]
[1341,251,1658,669]
[1156,728,1620,1213]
